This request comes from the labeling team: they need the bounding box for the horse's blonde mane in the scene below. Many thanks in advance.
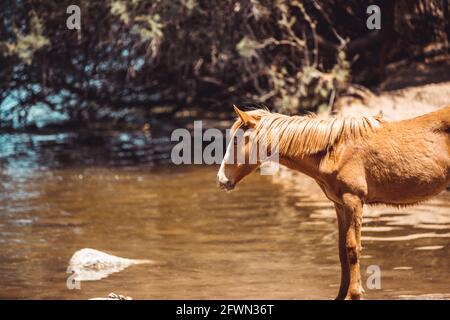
[238,109,384,158]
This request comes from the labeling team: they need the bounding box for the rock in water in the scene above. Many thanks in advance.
[89,292,133,300]
[68,248,151,282]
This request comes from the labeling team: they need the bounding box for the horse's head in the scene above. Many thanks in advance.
[217,105,263,191]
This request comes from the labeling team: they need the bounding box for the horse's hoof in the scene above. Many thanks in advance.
[344,287,364,300]
[345,294,362,300]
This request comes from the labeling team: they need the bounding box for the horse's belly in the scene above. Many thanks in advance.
[363,131,450,205]
[366,178,448,205]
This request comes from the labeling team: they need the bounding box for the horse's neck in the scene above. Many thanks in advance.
[278,153,324,181]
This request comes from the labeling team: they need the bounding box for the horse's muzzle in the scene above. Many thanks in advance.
[217,178,235,191]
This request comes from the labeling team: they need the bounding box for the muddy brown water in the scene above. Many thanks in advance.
[0,132,449,299]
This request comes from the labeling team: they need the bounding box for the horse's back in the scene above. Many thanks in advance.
[406,105,450,132]
[342,106,450,205]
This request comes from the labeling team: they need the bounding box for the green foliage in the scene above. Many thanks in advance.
[180,0,198,11]
[236,37,262,58]
[271,50,350,114]
[0,0,447,127]
[3,13,49,65]
[110,0,130,24]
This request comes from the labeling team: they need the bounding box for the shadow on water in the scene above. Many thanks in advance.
[0,131,449,299]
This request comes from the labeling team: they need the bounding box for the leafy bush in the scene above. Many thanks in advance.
[0,0,448,127]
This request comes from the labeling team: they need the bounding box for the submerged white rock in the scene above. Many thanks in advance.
[89,292,133,300]
[68,248,152,281]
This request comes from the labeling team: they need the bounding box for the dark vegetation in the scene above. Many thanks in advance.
[0,0,449,130]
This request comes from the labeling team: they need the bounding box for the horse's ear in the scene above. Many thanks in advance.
[233,105,256,127]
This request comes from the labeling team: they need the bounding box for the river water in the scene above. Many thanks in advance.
[0,131,449,299]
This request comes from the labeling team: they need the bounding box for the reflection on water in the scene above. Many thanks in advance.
[0,132,449,299]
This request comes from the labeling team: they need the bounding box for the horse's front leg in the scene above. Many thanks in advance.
[342,193,364,300]
[334,203,350,300]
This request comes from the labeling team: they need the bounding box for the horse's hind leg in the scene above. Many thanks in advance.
[342,193,364,300]
[334,203,350,300]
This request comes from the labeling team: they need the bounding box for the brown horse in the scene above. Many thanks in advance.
[217,105,450,299]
